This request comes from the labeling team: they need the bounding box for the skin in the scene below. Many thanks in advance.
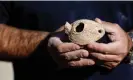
[48,18,133,69]
[0,24,49,58]
[87,18,133,69]
[0,18,132,70]
[48,31,95,69]
[0,23,93,69]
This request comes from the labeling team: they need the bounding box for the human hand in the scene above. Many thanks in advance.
[87,18,133,69]
[47,29,95,69]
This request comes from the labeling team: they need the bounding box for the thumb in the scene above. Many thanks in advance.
[95,18,118,34]
[48,36,63,48]
[87,42,118,54]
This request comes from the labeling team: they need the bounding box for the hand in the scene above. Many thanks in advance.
[47,29,95,69]
[87,18,133,69]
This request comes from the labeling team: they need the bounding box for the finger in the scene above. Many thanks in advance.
[48,37,63,47]
[87,42,119,54]
[95,18,119,34]
[68,58,95,67]
[95,18,102,23]
[61,49,89,60]
[57,43,80,53]
[90,52,121,62]
[102,62,119,69]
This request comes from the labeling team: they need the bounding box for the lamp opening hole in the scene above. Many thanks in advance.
[98,30,102,33]
[76,23,84,32]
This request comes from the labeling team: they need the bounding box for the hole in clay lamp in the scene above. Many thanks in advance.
[76,23,84,32]
[98,29,102,33]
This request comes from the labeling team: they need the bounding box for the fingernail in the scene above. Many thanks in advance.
[89,60,95,65]
[75,45,80,49]
[95,18,102,23]
[82,50,89,57]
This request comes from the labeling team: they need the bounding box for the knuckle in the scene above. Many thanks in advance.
[71,45,76,50]
[113,23,119,27]
[95,44,104,51]
[57,44,64,53]
[111,63,117,68]
[64,54,69,60]
[101,55,106,59]
[60,53,69,60]
[106,62,117,69]
[88,44,95,49]
[97,54,104,60]
[69,61,83,67]
[68,61,76,66]
[72,44,79,50]
[58,43,79,53]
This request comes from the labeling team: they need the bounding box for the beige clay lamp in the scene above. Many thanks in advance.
[64,19,105,45]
